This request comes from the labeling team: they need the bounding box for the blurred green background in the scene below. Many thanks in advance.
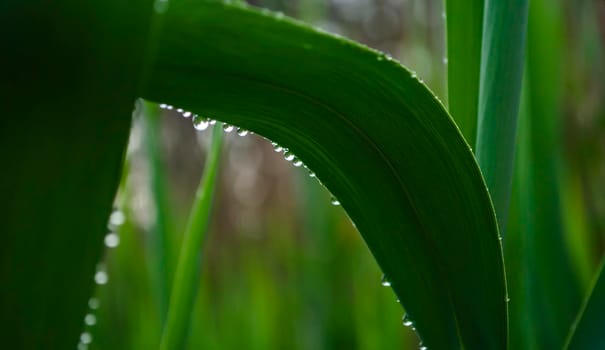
[79,0,605,348]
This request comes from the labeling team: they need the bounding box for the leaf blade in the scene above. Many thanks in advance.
[143,2,507,348]
[445,0,483,145]
[475,0,529,233]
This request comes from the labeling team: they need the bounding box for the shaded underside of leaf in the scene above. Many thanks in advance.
[142,1,507,348]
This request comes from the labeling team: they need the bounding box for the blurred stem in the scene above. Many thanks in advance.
[143,101,174,324]
[160,124,224,350]
[475,0,529,235]
[524,0,582,347]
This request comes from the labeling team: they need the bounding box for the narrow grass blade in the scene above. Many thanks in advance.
[475,0,529,233]
[142,101,175,323]
[444,0,483,145]
[160,125,223,350]
[144,2,507,348]
[565,260,605,349]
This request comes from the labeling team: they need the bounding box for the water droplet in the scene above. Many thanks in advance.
[80,332,92,345]
[420,346,427,350]
[166,105,174,110]
[442,11,446,19]
[402,314,413,327]
[109,210,125,227]
[272,142,284,153]
[411,72,417,78]
[94,271,108,285]
[104,233,120,248]
[330,197,340,206]
[192,115,210,131]
[159,103,168,109]
[88,298,100,310]
[84,313,97,326]
[284,151,295,162]
[292,157,303,167]
[506,296,511,302]
[223,124,234,133]
[237,128,249,137]
[381,274,391,287]
[442,57,448,64]
[182,111,192,118]
[209,119,217,125]
[308,171,316,178]
[176,108,184,113]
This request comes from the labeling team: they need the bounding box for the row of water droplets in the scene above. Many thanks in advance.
[160,104,250,136]
[373,52,450,109]
[270,141,342,206]
[168,100,425,346]
[162,103,344,208]
[162,102,443,349]
[381,274,427,350]
[77,209,125,349]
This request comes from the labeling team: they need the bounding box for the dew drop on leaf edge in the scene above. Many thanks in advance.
[402,314,413,327]
[192,115,210,131]
[381,274,391,287]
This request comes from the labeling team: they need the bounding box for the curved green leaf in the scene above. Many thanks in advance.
[142,1,506,348]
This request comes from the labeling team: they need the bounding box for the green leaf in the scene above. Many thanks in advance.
[0,0,151,348]
[565,260,605,349]
[522,0,582,347]
[142,1,506,348]
[444,0,483,146]
[161,124,223,349]
[142,101,176,324]
[475,0,529,233]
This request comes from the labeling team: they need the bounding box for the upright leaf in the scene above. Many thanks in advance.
[143,1,507,348]
[524,0,582,347]
[475,0,529,233]
[161,125,223,349]
[444,0,483,145]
